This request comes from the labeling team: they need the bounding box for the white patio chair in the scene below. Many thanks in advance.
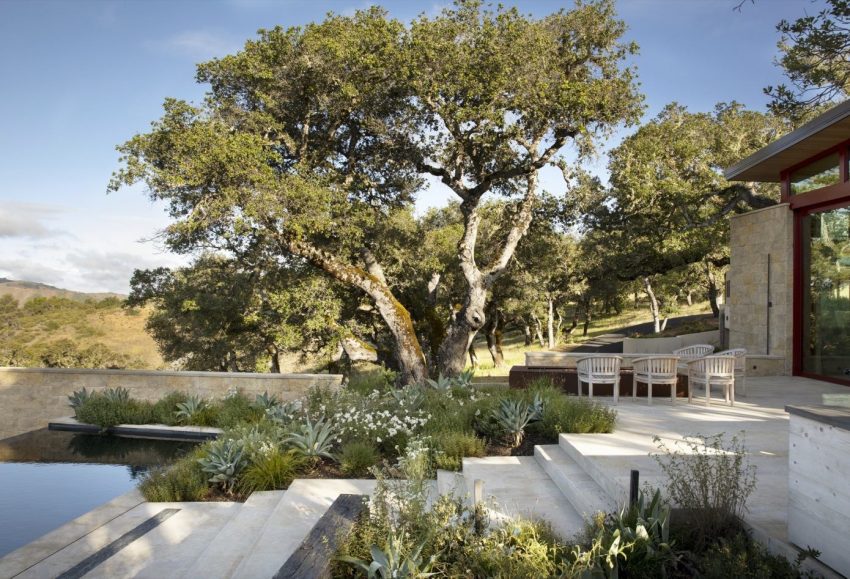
[576,356,622,403]
[632,356,680,405]
[672,344,715,360]
[717,348,747,397]
[687,355,736,407]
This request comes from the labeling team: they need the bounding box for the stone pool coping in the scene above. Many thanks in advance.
[0,489,146,578]
[48,417,222,441]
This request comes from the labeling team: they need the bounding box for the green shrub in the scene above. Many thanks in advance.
[653,432,757,550]
[216,394,263,428]
[237,450,304,494]
[139,453,208,502]
[528,394,617,441]
[348,367,396,395]
[432,430,485,471]
[568,489,682,578]
[150,391,187,425]
[340,441,381,477]
[74,395,155,427]
[695,529,815,578]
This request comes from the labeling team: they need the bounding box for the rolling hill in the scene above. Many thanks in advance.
[0,279,165,369]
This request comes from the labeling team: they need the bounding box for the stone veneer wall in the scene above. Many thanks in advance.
[728,203,794,374]
[0,367,342,441]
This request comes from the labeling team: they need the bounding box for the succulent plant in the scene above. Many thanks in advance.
[338,530,434,578]
[266,400,299,425]
[389,385,425,409]
[67,388,92,416]
[254,391,280,411]
[285,417,337,462]
[492,399,534,447]
[453,369,475,389]
[425,374,452,391]
[528,392,545,421]
[197,438,248,493]
[175,394,207,422]
[103,387,130,404]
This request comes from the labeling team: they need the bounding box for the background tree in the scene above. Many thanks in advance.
[128,257,344,372]
[766,0,850,121]
[405,0,643,375]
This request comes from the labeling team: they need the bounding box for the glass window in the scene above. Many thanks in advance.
[791,152,841,194]
[801,206,850,378]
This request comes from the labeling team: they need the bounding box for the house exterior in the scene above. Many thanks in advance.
[725,100,850,386]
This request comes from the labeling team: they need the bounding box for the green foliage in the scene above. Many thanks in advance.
[425,374,453,392]
[767,0,850,121]
[338,530,435,579]
[653,432,757,550]
[695,528,817,578]
[340,441,381,477]
[139,451,209,502]
[175,395,207,423]
[348,367,397,395]
[237,449,305,495]
[285,417,337,462]
[528,393,618,440]
[253,391,280,411]
[67,388,92,417]
[74,394,154,428]
[431,430,485,472]
[197,438,248,494]
[491,399,536,447]
[568,489,681,578]
[215,393,264,428]
[265,400,300,425]
[150,391,187,425]
[103,387,130,404]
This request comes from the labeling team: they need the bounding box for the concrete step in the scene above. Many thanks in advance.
[232,479,376,579]
[558,433,631,507]
[182,490,284,579]
[534,444,616,520]
[437,468,468,500]
[86,502,241,578]
[460,456,586,540]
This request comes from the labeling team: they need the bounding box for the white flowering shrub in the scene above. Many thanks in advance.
[331,389,431,455]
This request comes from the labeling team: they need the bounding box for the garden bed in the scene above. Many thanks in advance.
[65,373,616,503]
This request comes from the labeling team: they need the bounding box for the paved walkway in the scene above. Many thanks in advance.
[560,376,849,542]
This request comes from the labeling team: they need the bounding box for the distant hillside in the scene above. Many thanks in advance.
[0,278,124,303]
[0,281,164,370]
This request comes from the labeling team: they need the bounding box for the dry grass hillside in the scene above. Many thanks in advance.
[0,280,164,369]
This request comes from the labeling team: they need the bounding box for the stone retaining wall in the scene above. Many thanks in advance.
[0,367,342,441]
[621,330,719,354]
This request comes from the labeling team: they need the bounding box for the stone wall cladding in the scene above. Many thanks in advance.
[0,367,342,441]
[728,204,794,374]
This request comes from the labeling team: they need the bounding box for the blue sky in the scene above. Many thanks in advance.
[0,0,826,292]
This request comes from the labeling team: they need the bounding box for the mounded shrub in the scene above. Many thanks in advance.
[139,450,209,502]
[432,430,485,471]
[339,441,381,477]
[237,449,305,494]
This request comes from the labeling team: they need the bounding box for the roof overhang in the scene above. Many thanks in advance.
[724,99,850,183]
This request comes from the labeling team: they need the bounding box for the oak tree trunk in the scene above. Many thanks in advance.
[287,239,428,385]
[484,306,505,367]
[468,342,479,369]
[546,297,557,349]
[522,318,533,346]
[706,267,720,318]
[644,277,662,334]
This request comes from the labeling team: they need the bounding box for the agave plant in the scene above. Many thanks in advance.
[528,392,545,421]
[175,395,207,422]
[285,417,337,462]
[197,438,248,493]
[425,374,452,391]
[103,387,130,404]
[492,399,535,447]
[389,385,425,409]
[452,369,475,389]
[67,388,92,417]
[254,391,280,411]
[338,530,436,578]
[266,400,299,425]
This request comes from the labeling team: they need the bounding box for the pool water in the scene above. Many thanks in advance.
[0,429,196,558]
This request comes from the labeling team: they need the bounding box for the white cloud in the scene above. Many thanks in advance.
[151,30,240,60]
[0,258,65,285]
[0,202,69,239]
